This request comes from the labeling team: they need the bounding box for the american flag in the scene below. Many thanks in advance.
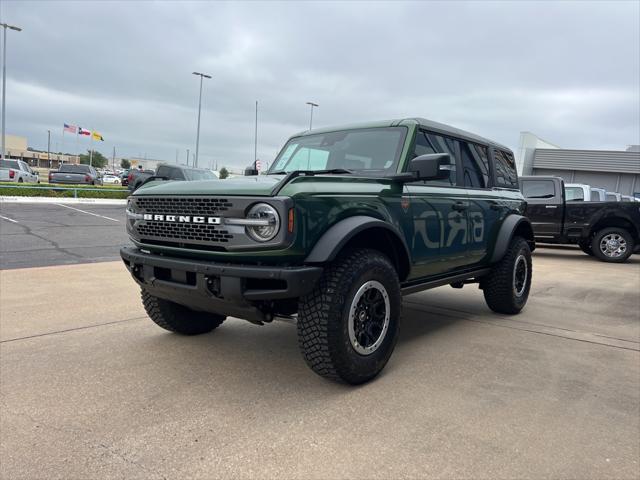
[63,123,77,134]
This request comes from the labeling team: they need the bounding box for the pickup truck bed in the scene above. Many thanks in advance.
[520,176,640,262]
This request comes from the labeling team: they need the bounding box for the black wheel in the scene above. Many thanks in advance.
[482,236,532,314]
[297,248,401,384]
[141,289,225,335]
[578,240,594,256]
[591,227,634,263]
[18,178,23,183]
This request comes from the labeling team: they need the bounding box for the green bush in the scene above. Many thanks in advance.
[0,185,129,199]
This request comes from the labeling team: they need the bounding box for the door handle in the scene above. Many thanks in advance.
[545,205,558,209]
[452,202,468,212]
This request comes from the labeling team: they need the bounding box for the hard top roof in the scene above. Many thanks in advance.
[292,117,511,151]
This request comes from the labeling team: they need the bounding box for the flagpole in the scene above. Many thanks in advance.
[89,128,94,167]
[61,127,65,165]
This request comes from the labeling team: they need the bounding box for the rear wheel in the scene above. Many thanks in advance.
[482,236,532,314]
[297,248,401,384]
[141,289,225,335]
[591,227,634,263]
[18,177,23,183]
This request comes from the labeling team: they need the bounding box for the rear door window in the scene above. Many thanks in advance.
[460,141,489,188]
[522,180,556,199]
[493,150,518,188]
[565,187,585,201]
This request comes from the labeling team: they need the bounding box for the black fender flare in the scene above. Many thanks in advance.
[490,214,535,263]
[305,216,411,266]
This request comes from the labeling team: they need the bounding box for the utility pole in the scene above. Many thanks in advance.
[186,148,190,166]
[112,146,116,171]
[192,71,211,168]
[1,22,22,160]
[47,130,51,168]
[254,100,258,165]
[306,101,318,130]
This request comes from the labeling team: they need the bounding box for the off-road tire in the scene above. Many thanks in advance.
[591,227,634,263]
[297,248,401,384]
[578,240,594,256]
[482,236,532,314]
[141,289,225,335]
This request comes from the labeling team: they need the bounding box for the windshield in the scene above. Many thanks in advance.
[186,169,217,180]
[565,186,584,201]
[269,127,407,175]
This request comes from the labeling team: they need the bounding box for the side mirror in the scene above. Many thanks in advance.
[409,153,452,181]
[244,166,258,176]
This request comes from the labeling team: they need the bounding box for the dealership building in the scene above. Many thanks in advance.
[517,132,640,198]
[3,134,80,167]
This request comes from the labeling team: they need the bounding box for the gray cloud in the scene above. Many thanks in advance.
[2,0,639,170]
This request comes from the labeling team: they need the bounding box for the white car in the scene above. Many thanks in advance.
[102,174,121,185]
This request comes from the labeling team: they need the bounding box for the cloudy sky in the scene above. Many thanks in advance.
[2,1,639,170]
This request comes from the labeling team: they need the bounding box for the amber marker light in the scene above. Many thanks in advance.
[288,208,295,233]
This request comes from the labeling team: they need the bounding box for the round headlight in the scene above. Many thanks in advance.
[246,203,280,242]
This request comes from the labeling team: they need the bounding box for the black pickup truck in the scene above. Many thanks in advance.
[520,176,640,262]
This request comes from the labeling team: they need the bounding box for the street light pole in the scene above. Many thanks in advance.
[192,71,211,168]
[306,101,318,130]
[1,23,22,160]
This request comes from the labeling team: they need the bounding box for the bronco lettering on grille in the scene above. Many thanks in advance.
[142,213,221,225]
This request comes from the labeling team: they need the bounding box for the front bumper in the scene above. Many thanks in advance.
[120,246,322,323]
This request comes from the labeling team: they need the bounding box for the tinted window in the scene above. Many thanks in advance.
[0,160,19,169]
[590,189,604,201]
[565,187,584,201]
[606,193,618,201]
[460,142,489,188]
[522,180,555,198]
[412,130,456,186]
[59,164,90,173]
[493,150,518,188]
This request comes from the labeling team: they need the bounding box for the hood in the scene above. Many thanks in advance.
[133,175,285,197]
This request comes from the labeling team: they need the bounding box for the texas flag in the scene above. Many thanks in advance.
[78,127,91,136]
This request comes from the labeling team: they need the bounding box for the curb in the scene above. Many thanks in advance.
[0,196,127,205]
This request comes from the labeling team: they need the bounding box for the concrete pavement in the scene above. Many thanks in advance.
[1,248,639,479]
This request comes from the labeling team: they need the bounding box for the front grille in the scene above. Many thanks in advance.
[134,196,233,216]
[131,196,236,247]
[137,222,234,243]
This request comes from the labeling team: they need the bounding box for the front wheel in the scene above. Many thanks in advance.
[591,227,634,263]
[297,249,401,384]
[482,236,532,314]
[141,289,226,335]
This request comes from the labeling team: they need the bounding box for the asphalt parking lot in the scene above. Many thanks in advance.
[1,210,639,479]
[0,202,128,269]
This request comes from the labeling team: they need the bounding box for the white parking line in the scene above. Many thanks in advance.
[54,203,120,222]
[0,214,18,223]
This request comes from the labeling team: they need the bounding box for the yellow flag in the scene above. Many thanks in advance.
[92,131,104,141]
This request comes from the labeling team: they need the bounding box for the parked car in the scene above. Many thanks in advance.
[49,164,101,185]
[606,192,622,202]
[120,169,130,186]
[127,168,155,191]
[102,174,121,185]
[589,187,607,201]
[0,159,39,183]
[127,165,217,191]
[520,176,640,262]
[122,117,535,384]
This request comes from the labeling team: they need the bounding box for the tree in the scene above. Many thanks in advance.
[120,158,131,169]
[219,167,229,179]
[79,150,108,169]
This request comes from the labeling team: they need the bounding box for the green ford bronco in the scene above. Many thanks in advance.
[121,118,535,384]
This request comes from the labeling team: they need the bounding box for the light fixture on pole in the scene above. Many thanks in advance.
[1,22,22,160]
[306,101,318,130]
[192,71,211,168]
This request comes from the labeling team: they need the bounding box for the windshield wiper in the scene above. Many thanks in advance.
[269,168,352,176]
[270,169,353,195]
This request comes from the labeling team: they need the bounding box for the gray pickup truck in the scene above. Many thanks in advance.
[49,164,101,185]
[127,165,217,191]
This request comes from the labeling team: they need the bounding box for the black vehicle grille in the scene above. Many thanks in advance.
[131,196,235,246]
[136,222,234,243]
[133,196,233,216]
